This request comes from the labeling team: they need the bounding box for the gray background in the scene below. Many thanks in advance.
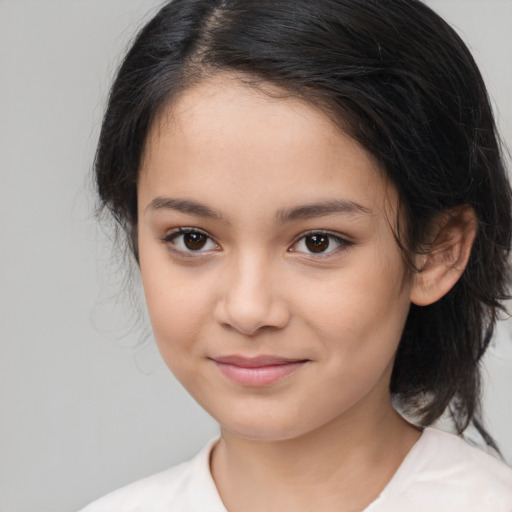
[1,1,511,511]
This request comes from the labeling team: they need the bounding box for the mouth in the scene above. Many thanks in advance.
[209,355,310,387]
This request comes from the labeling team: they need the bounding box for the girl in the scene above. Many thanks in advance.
[81,0,512,510]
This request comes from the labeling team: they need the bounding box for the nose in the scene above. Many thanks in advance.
[214,253,291,336]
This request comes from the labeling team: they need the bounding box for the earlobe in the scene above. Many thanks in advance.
[410,206,477,306]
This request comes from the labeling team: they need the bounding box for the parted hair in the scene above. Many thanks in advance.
[95,0,512,447]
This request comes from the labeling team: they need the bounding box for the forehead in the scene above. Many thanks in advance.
[148,75,348,160]
[139,74,397,220]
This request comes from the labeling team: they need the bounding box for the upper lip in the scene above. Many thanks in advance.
[210,355,309,368]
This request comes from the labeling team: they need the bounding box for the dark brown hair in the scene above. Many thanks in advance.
[95,0,512,449]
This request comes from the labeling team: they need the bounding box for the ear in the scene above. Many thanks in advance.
[410,206,477,306]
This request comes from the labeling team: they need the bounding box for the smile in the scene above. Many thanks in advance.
[210,356,309,387]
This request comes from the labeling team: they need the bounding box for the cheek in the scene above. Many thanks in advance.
[300,250,410,359]
[139,250,212,362]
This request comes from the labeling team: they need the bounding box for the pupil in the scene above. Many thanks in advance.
[305,235,329,253]
[184,233,207,250]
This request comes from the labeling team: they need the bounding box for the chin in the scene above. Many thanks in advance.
[222,423,304,443]
[214,407,317,443]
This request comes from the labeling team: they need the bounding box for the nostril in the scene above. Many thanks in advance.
[214,294,290,336]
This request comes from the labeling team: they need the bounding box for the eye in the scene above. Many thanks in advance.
[289,231,350,256]
[163,228,219,254]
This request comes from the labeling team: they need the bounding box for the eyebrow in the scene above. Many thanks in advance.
[276,199,372,223]
[146,197,224,219]
[146,196,371,222]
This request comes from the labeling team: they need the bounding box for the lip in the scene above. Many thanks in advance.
[210,355,309,387]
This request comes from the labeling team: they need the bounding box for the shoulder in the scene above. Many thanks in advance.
[78,439,225,512]
[374,427,512,512]
[419,428,512,488]
[79,461,192,512]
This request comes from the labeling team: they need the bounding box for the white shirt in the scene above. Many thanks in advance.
[79,428,512,512]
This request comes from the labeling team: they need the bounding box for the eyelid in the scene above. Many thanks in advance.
[161,227,221,256]
[159,227,352,259]
[288,229,353,257]
[161,226,211,241]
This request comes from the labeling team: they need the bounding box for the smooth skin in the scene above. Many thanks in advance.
[137,75,476,512]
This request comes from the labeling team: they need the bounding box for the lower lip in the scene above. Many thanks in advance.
[214,361,307,387]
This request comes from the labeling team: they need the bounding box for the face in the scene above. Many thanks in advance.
[137,75,414,442]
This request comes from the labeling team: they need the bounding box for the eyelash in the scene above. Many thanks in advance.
[289,230,352,258]
[161,227,220,257]
[160,228,352,258]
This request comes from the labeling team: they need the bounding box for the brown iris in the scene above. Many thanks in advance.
[183,232,208,250]
[305,234,330,253]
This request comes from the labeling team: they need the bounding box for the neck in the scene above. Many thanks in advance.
[211,395,421,512]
